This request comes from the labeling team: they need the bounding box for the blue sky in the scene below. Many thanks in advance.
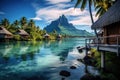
[0,0,98,32]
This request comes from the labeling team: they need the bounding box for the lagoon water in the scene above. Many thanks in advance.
[0,38,99,80]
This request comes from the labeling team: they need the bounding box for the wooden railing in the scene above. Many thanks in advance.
[85,35,120,56]
[86,35,120,45]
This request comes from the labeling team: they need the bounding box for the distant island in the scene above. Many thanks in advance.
[44,15,93,37]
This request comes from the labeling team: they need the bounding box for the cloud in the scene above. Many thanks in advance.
[46,0,70,4]
[34,6,98,25]
[32,0,98,26]
[69,13,98,25]
[69,9,98,25]
[0,11,5,15]
[31,17,42,21]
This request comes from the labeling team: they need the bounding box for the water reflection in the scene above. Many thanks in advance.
[0,41,43,62]
[0,38,99,80]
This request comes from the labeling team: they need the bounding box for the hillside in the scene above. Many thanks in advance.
[44,15,93,36]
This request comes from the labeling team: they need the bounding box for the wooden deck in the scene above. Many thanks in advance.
[86,35,120,56]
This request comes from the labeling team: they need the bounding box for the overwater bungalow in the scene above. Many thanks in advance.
[0,26,13,40]
[16,29,29,39]
[44,33,50,39]
[86,0,120,68]
[92,0,120,44]
[57,34,62,39]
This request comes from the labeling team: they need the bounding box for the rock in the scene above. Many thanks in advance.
[84,56,91,60]
[77,59,83,62]
[83,56,93,65]
[61,78,65,80]
[70,66,77,69]
[77,46,81,49]
[59,70,71,77]
[83,56,96,66]
[77,46,83,53]
[78,49,83,53]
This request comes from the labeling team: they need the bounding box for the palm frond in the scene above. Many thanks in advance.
[95,5,101,10]
[81,0,87,11]
[74,0,82,8]
[95,7,102,17]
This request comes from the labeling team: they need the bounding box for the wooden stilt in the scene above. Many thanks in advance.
[101,51,105,70]
[85,45,88,56]
[85,39,88,56]
[117,37,119,56]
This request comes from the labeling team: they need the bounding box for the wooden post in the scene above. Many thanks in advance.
[85,39,88,56]
[117,36,119,56]
[101,51,105,69]
[85,64,89,73]
[97,38,99,50]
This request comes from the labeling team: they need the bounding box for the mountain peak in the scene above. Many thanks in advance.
[59,14,65,18]
[44,15,93,36]
[61,14,66,18]
[59,14,68,24]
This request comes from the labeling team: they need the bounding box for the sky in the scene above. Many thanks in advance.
[0,0,98,32]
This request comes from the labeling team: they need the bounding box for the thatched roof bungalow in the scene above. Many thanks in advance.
[91,0,120,44]
[16,29,29,39]
[57,34,62,39]
[0,26,13,39]
[44,33,50,39]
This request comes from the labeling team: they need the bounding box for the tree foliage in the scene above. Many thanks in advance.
[0,17,57,41]
[72,0,116,18]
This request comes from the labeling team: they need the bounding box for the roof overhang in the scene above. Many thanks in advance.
[91,0,120,29]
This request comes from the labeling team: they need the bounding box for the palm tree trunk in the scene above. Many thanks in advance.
[88,1,98,38]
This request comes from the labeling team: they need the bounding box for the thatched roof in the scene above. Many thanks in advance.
[44,33,50,37]
[17,29,29,36]
[57,34,62,38]
[0,26,12,35]
[92,0,120,29]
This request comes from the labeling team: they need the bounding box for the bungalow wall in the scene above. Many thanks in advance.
[20,35,29,40]
[103,21,120,44]
[0,34,13,39]
[0,34,4,38]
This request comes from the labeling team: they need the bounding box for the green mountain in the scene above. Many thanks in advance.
[44,15,93,36]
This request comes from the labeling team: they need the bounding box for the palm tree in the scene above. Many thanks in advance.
[25,19,35,34]
[28,19,35,28]
[14,20,20,29]
[1,18,10,29]
[72,0,98,37]
[20,17,27,29]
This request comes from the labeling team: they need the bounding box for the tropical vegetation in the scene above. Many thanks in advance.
[0,17,59,41]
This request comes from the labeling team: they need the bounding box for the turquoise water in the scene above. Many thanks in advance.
[0,38,98,80]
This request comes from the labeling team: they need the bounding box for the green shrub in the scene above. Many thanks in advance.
[14,35,21,40]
